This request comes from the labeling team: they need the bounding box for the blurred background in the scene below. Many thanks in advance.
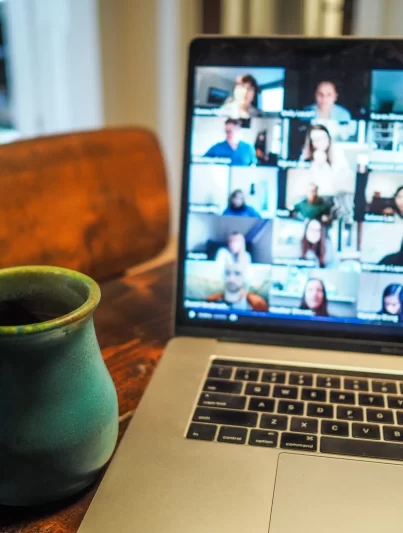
[1,0,401,231]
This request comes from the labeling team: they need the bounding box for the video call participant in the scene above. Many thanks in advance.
[300,125,354,212]
[378,239,403,267]
[218,74,260,119]
[380,284,403,321]
[300,278,329,317]
[382,186,403,221]
[293,183,330,221]
[215,232,252,270]
[304,81,351,121]
[222,189,261,218]
[204,119,257,166]
[206,263,268,312]
[254,131,278,166]
[300,219,337,268]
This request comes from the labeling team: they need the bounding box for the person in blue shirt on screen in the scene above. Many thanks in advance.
[222,189,261,218]
[304,81,351,121]
[203,119,257,166]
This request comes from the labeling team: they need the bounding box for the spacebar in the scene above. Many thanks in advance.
[321,437,403,461]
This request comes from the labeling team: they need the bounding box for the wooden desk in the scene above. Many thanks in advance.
[0,261,175,532]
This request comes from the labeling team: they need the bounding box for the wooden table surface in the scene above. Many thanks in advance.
[0,261,175,533]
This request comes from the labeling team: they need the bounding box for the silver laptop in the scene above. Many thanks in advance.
[79,37,403,533]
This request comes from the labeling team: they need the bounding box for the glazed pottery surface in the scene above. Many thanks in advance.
[0,266,119,506]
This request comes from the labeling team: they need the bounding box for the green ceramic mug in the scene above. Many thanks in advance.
[0,266,119,506]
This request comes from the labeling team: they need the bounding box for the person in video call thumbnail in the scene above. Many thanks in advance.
[218,74,260,119]
[382,186,403,221]
[380,284,403,321]
[300,278,329,317]
[215,232,252,270]
[203,119,257,166]
[304,80,351,121]
[222,189,261,218]
[206,263,268,312]
[300,219,337,268]
[293,183,330,221]
[379,239,403,267]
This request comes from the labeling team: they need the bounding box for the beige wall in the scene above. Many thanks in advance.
[98,0,201,233]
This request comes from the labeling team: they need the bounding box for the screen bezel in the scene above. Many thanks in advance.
[175,36,403,353]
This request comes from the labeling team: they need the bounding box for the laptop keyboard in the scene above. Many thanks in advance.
[186,359,403,461]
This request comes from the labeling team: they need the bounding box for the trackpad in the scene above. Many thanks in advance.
[270,453,403,533]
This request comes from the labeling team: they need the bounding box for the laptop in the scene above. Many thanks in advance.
[78,37,403,533]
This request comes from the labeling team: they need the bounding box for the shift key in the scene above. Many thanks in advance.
[193,407,258,427]
[203,379,243,394]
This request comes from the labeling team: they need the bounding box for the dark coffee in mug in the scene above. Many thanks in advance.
[0,269,89,327]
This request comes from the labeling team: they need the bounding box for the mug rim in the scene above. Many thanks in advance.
[0,265,101,336]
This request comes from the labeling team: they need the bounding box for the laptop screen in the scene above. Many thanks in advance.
[176,37,403,344]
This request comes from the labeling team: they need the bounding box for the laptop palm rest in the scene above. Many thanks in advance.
[269,453,403,532]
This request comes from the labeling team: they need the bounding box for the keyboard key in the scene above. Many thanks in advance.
[187,423,217,441]
[203,379,243,394]
[359,393,384,407]
[337,406,363,421]
[307,403,333,418]
[329,391,355,405]
[208,366,232,379]
[235,369,259,381]
[317,376,340,389]
[193,408,257,427]
[278,400,304,416]
[245,383,270,397]
[372,381,397,394]
[198,393,246,410]
[400,383,403,395]
[217,426,247,445]
[262,371,286,384]
[384,426,403,443]
[321,420,349,437]
[273,385,298,399]
[249,429,278,448]
[344,378,369,391]
[290,417,318,434]
[352,423,381,440]
[289,373,313,387]
[321,437,403,461]
[397,412,403,425]
[301,388,327,402]
[280,433,317,452]
[260,414,288,431]
[248,397,275,413]
[367,408,394,424]
[387,396,403,409]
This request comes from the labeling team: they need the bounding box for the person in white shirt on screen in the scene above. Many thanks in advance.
[304,81,351,121]
[215,232,252,271]
[218,74,260,119]
[300,124,354,196]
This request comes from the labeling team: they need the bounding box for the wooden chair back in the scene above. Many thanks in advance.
[0,128,170,280]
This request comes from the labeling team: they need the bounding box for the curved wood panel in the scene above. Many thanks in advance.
[0,128,170,280]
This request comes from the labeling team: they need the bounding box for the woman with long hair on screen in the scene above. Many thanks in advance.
[384,186,403,221]
[300,278,329,317]
[300,219,337,268]
[380,284,403,322]
[215,232,252,271]
[300,125,354,204]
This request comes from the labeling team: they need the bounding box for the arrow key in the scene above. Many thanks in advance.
[352,423,381,440]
